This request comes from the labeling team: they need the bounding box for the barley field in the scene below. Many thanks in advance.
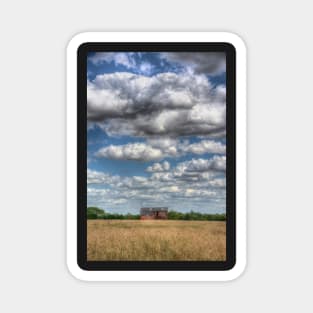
[87,220,226,261]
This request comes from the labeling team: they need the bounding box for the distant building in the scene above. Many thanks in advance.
[140,207,168,220]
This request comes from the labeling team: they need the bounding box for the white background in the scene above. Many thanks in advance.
[0,1,312,312]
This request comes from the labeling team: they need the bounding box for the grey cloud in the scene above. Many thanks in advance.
[160,52,226,75]
[87,72,226,138]
[150,156,226,185]
[177,156,226,173]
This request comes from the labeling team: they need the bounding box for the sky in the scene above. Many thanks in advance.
[87,51,227,214]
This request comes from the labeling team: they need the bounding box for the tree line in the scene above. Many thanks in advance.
[87,207,226,221]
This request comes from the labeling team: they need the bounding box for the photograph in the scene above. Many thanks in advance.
[86,50,228,261]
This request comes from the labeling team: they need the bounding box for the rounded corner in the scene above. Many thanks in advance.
[66,32,92,55]
[222,32,247,51]
[224,257,247,282]
[224,257,237,271]
[66,259,89,282]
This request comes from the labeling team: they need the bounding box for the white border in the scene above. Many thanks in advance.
[66,32,246,281]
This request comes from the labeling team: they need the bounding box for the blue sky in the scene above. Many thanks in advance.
[87,51,226,214]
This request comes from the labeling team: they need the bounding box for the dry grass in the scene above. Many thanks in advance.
[87,220,226,261]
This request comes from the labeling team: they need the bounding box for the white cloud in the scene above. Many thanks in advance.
[162,161,171,171]
[96,143,163,161]
[96,138,225,161]
[183,188,217,198]
[183,140,226,154]
[176,156,226,173]
[87,72,225,137]
[139,62,154,75]
[160,185,180,193]
[146,161,171,172]
[87,53,227,213]
[87,156,226,213]
[87,169,120,185]
[89,52,136,69]
[147,157,226,187]
[112,198,127,204]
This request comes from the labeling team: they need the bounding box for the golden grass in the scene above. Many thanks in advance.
[87,220,226,261]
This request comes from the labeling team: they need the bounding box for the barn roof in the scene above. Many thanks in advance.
[140,207,168,212]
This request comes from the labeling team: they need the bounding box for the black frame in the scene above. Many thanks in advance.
[77,43,236,271]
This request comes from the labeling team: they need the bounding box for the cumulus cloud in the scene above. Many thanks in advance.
[87,72,225,137]
[150,156,226,185]
[146,138,181,156]
[176,156,226,173]
[112,198,127,204]
[183,140,225,155]
[139,62,154,75]
[183,188,217,198]
[87,52,227,213]
[87,169,120,185]
[146,161,171,172]
[96,138,225,161]
[96,143,163,161]
[160,52,226,75]
[87,155,226,212]
[89,52,136,69]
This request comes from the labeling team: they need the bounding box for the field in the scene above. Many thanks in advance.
[87,220,226,261]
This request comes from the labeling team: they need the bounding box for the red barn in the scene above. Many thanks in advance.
[140,207,168,220]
